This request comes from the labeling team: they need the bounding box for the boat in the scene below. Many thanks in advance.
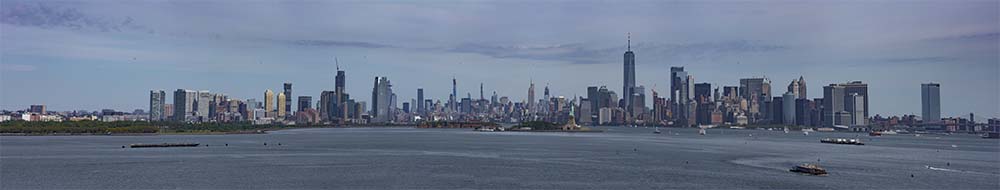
[129,143,200,148]
[820,138,864,145]
[789,163,827,175]
[783,127,789,134]
[653,127,661,134]
[699,128,706,135]
[869,131,882,136]
[983,132,1000,139]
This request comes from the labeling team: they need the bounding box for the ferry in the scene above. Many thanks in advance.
[789,163,828,175]
[820,138,864,145]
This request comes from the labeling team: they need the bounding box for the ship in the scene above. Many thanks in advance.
[820,138,864,145]
[789,163,828,175]
[653,127,661,134]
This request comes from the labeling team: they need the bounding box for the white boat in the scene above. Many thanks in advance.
[653,127,661,134]
[699,128,706,135]
[783,127,789,134]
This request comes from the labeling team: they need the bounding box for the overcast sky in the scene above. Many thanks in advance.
[1,0,997,118]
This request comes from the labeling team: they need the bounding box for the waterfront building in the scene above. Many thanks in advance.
[921,83,941,124]
[823,85,844,126]
[846,93,865,126]
[149,90,166,121]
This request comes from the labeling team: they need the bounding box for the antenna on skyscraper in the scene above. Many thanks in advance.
[627,32,631,51]
[335,56,340,71]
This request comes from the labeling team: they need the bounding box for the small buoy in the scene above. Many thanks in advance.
[278,143,282,146]
[911,174,914,178]
[685,161,689,164]
[122,146,126,148]
[225,144,228,146]
[264,143,267,146]
[633,148,637,152]
[947,162,950,166]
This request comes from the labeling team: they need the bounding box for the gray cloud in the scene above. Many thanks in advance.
[448,40,788,65]
[291,40,396,49]
[0,2,152,33]
[885,56,958,64]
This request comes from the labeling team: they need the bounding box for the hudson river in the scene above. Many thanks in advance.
[2,127,998,189]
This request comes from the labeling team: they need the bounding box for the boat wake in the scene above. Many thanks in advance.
[925,165,999,176]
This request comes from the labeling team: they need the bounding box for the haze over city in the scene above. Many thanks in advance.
[1,0,997,118]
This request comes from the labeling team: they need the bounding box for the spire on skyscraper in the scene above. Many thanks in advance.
[627,32,631,51]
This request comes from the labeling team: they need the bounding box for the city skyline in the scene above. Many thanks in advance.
[1,0,998,118]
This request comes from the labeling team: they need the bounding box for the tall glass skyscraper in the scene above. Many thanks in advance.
[922,83,941,124]
[623,33,635,115]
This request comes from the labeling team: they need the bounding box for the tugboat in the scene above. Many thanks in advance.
[790,163,828,175]
[129,143,200,148]
[869,131,883,136]
[820,138,865,145]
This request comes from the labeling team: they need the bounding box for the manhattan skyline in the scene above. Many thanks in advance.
[1,0,998,118]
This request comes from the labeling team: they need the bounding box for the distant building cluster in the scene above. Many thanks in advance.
[3,34,998,134]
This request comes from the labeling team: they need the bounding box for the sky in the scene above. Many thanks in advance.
[1,0,997,119]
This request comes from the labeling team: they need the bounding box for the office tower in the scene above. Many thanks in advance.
[670,67,687,105]
[528,81,535,114]
[403,102,411,113]
[631,85,646,117]
[298,96,312,112]
[480,83,484,100]
[846,93,865,126]
[334,67,347,122]
[173,89,196,121]
[840,81,868,124]
[195,91,212,121]
[723,86,739,101]
[795,99,813,126]
[283,83,292,119]
[623,33,636,115]
[783,92,796,125]
[740,77,771,120]
[371,77,393,123]
[320,91,334,120]
[417,88,425,114]
[771,96,784,124]
[822,85,844,126]
[694,83,712,103]
[149,90,166,121]
[787,77,808,99]
[264,89,274,118]
[922,83,941,124]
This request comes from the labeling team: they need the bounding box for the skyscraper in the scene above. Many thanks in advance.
[783,92,796,125]
[276,92,286,118]
[417,88,425,114]
[846,93,865,126]
[623,33,636,115]
[694,83,712,103]
[528,81,535,114]
[822,85,844,126]
[264,89,274,118]
[297,96,312,112]
[841,81,868,124]
[334,68,347,122]
[173,89,197,121]
[283,83,292,119]
[922,83,941,124]
[371,76,393,123]
[150,90,166,121]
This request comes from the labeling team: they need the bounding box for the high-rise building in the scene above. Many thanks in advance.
[150,90,166,121]
[173,89,197,121]
[195,91,213,121]
[822,85,844,126]
[670,67,689,125]
[783,92,796,125]
[417,88,425,114]
[694,83,712,103]
[787,77,807,99]
[740,77,771,121]
[264,89,274,118]
[623,33,636,115]
[298,96,312,112]
[276,92,286,118]
[922,83,941,124]
[371,76,393,123]
[846,93,865,126]
[283,83,292,119]
[841,81,868,124]
[528,81,535,114]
